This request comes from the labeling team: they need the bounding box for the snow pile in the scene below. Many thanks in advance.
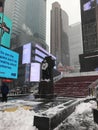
[0,99,98,130]
[55,100,98,130]
[0,107,38,130]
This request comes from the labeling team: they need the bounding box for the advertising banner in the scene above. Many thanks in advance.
[0,13,12,48]
[22,43,31,64]
[0,46,19,79]
[30,63,40,82]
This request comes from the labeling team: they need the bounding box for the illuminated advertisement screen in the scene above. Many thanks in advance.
[83,1,91,11]
[30,63,40,82]
[35,49,47,58]
[83,0,96,11]
[35,44,56,60]
[35,55,43,63]
[0,46,19,79]
[0,13,12,48]
[22,43,31,64]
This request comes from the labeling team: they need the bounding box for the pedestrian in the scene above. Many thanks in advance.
[1,82,9,102]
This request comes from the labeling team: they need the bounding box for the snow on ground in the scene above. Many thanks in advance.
[0,100,41,130]
[0,107,37,130]
[0,98,98,130]
[54,100,98,130]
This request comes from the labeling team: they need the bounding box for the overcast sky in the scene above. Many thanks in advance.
[46,0,81,49]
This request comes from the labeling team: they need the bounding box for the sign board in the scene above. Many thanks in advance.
[0,46,19,79]
[0,13,12,48]
[30,63,40,82]
[22,43,31,64]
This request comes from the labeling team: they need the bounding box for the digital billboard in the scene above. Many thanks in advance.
[83,0,96,11]
[35,44,56,60]
[35,55,43,63]
[0,13,12,48]
[22,43,31,64]
[30,63,40,82]
[0,46,19,79]
[83,1,91,11]
[35,49,47,58]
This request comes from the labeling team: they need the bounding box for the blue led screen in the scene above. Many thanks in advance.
[0,13,12,48]
[0,46,19,79]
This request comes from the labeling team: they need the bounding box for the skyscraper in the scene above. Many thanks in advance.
[79,0,98,72]
[69,22,83,70]
[50,2,69,66]
[80,0,98,53]
[4,0,47,49]
[4,0,25,39]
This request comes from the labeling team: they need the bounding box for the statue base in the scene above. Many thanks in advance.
[35,80,56,99]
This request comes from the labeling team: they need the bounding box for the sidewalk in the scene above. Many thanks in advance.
[0,93,31,101]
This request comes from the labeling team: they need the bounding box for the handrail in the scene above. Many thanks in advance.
[88,79,98,96]
[53,74,63,83]
[63,71,98,77]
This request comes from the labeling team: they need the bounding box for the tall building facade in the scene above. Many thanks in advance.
[4,0,47,49]
[69,22,83,71]
[50,2,69,66]
[4,0,26,39]
[79,0,98,72]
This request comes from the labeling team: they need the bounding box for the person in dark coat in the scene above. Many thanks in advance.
[1,82,9,102]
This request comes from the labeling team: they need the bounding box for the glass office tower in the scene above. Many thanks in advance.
[79,0,98,72]
[50,2,69,66]
[4,0,47,49]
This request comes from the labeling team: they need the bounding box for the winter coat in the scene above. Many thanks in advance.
[1,83,9,95]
